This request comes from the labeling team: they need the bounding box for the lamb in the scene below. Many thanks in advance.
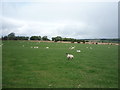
[77,50,80,52]
[66,53,74,60]
[71,47,75,49]
[34,46,38,48]
[46,47,49,49]
[90,47,92,49]
[0,44,2,47]
[69,46,75,50]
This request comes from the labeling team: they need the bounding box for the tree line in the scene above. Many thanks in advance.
[2,33,50,41]
[2,32,87,43]
[52,36,87,43]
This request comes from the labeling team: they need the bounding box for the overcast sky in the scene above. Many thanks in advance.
[0,0,118,39]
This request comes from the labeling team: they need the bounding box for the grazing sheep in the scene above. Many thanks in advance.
[66,53,74,60]
[76,50,81,52]
[69,46,75,50]
[90,47,92,49]
[71,47,75,49]
[77,84,81,88]
[48,84,52,87]
[46,47,49,49]
[0,44,2,47]
[34,46,38,48]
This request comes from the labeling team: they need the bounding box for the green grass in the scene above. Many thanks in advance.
[2,40,118,88]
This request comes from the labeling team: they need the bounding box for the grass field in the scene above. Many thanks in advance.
[2,40,118,88]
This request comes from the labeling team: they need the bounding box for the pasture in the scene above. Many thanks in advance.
[2,40,118,88]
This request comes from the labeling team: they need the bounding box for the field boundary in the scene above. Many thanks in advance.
[30,40,120,45]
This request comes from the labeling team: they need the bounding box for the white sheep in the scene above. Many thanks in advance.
[34,46,38,48]
[46,47,49,49]
[66,53,74,60]
[76,50,81,52]
[69,46,75,50]
[0,44,2,47]
[90,47,92,49]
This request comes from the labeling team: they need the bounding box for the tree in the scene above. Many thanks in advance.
[42,36,50,41]
[52,36,62,42]
[76,39,85,43]
[62,38,68,41]
[52,37,56,41]
[15,36,29,40]
[2,36,8,40]
[8,32,15,40]
[56,36,62,41]
[30,36,41,40]
[71,38,76,43]
[82,40,85,44]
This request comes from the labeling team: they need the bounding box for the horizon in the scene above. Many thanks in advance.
[1,33,119,40]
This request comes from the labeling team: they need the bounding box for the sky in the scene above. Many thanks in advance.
[0,0,119,39]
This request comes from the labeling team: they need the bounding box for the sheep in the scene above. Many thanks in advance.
[69,46,75,50]
[71,47,75,49]
[90,47,92,49]
[0,44,3,47]
[46,47,49,49]
[66,53,74,60]
[76,50,81,52]
[48,84,52,87]
[34,46,38,48]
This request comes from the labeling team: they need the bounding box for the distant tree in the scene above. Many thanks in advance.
[8,32,15,40]
[77,41,80,43]
[15,36,29,40]
[56,36,62,41]
[42,36,50,41]
[82,40,85,44]
[62,37,76,42]
[62,38,67,41]
[76,39,85,43]
[71,38,76,43]
[52,37,56,41]
[52,36,62,42]
[30,36,41,40]
[76,39,81,43]
[24,37,29,40]
[2,36,8,40]
[85,40,89,42]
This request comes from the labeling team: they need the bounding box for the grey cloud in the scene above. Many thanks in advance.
[1,2,118,39]
[2,19,22,30]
